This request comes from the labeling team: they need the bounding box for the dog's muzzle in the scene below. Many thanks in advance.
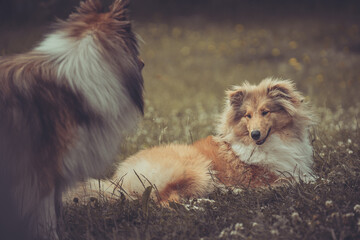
[255,128,271,145]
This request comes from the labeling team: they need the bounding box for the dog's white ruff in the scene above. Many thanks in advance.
[231,133,314,181]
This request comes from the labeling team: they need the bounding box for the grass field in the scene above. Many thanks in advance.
[1,2,360,239]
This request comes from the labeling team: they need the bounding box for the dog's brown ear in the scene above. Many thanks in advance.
[267,80,302,104]
[110,0,130,21]
[267,81,292,99]
[227,88,245,107]
[226,87,247,122]
[266,79,304,116]
[77,0,102,14]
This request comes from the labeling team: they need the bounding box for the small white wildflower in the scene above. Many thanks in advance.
[218,230,225,238]
[192,206,202,210]
[348,139,352,144]
[354,204,360,214]
[344,213,355,218]
[338,141,344,147]
[325,200,333,208]
[183,204,205,211]
[235,223,244,231]
[196,198,215,204]
[230,230,238,236]
[348,149,354,154]
[291,212,302,222]
[270,229,279,236]
[320,152,325,157]
[322,145,327,149]
[232,188,243,195]
[218,229,228,238]
[252,222,258,227]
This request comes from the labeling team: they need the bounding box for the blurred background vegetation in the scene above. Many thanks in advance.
[1,0,360,23]
[0,0,359,147]
[1,0,359,150]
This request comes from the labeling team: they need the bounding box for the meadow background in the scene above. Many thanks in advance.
[1,0,360,239]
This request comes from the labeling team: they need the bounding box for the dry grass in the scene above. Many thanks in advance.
[1,2,360,239]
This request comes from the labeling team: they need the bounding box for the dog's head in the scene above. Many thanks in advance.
[218,78,312,145]
[54,0,144,113]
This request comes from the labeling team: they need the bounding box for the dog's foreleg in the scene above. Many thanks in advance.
[30,189,59,240]
[55,182,63,218]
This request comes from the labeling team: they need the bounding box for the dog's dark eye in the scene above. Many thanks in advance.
[137,57,145,70]
[245,114,252,119]
[262,111,269,116]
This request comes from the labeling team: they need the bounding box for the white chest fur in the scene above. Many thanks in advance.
[231,134,314,181]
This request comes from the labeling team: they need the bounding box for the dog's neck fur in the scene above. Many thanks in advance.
[224,132,314,181]
[36,32,133,119]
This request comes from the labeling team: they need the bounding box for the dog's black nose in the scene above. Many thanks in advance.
[251,130,261,140]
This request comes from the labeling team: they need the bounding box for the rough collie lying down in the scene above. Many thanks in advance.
[67,78,315,205]
[0,0,143,239]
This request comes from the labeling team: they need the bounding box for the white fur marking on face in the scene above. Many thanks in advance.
[231,134,314,181]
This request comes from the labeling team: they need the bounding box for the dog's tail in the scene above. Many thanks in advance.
[64,144,214,204]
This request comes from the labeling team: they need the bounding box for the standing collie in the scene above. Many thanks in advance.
[70,78,315,204]
[0,0,143,239]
